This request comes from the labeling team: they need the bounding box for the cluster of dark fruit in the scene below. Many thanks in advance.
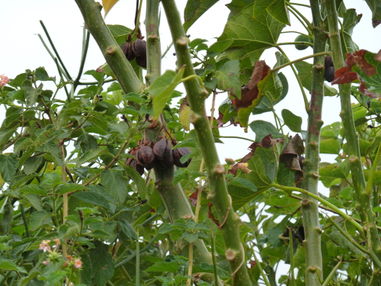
[122,38,147,69]
[126,138,191,175]
[324,56,335,82]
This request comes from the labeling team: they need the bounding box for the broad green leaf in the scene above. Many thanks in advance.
[22,194,43,211]
[23,156,44,175]
[210,0,285,61]
[103,0,119,16]
[267,0,290,25]
[0,258,27,273]
[72,189,114,212]
[295,61,337,96]
[215,60,241,98]
[249,120,281,141]
[0,154,18,182]
[150,68,185,119]
[107,24,132,44]
[125,166,147,194]
[320,138,341,154]
[101,169,128,205]
[228,177,260,209]
[82,242,115,286]
[247,146,279,190]
[29,211,52,231]
[184,0,219,31]
[281,109,302,132]
[56,183,87,195]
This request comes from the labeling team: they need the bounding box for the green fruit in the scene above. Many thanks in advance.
[294,34,311,50]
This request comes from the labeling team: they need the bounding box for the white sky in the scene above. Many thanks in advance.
[0,0,380,160]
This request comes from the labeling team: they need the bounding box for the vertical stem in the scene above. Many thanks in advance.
[145,0,161,84]
[75,0,144,93]
[136,229,140,286]
[300,2,325,285]
[161,1,252,285]
[324,0,381,265]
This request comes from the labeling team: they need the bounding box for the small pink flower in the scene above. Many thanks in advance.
[39,240,51,252]
[42,260,50,265]
[0,75,9,87]
[73,258,83,269]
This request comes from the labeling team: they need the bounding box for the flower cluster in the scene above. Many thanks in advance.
[0,75,9,87]
[38,239,82,269]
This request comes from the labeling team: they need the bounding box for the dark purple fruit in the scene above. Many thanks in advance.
[133,39,147,68]
[324,56,335,82]
[132,39,146,58]
[153,138,173,165]
[122,42,135,61]
[137,145,155,169]
[172,147,191,168]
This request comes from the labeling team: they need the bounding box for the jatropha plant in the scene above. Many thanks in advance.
[1,0,381,285]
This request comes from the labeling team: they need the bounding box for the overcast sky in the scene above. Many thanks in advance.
[0,0,380,160]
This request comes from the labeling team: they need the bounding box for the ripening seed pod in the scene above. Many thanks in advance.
[172,147,191,168]
[122,42,135,61]
[137,145,155,169]
[133,39,147,68]
[153,138,173,166]
[324,56,335,82]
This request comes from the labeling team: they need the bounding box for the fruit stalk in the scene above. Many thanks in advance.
[161,0,252,285]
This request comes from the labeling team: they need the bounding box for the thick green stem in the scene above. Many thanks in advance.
[153,167,212,265]
[145,0,161,84]
[145,2,218,282]
[300,2,325,285]
[324,0,381,263]
[161,1,252,285]
[75,0,144,93]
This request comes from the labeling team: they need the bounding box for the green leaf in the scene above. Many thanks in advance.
[150,68,185,119]
[215,60,241,98]
[228,177,260,209]
[101,170,128,205]
[281,109,302,132]
[72,188,115,212]
[0,258,27,273]
[267,0,290,25]
[364,0,381,27]
[249,120,281,141]
[0,154,18,182]
[210,0,284,61]
[295,61,337,96]
[82,242,115,286]
[125,166,147,194]
[247,146,279,189]
[184,0,219,31]
[320,138,341,154]
[56,183,87,195]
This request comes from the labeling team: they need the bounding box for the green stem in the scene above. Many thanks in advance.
[321,259,342,286]
[135,229,140,286]
[161,1,252,285]
[324,0,381,262]
[218,135,255,143]
[271,183,364,234]
[145,0,161,85]
[300,1,326,285]
[74,0,144,94]
[39,20,72,81]
[276,46,309,111]
[328,217,381,268]
[272,51,330,73]
[73,27,91,90]
[153,166,213,265]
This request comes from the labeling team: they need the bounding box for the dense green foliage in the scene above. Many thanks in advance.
[1,0,381,285]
